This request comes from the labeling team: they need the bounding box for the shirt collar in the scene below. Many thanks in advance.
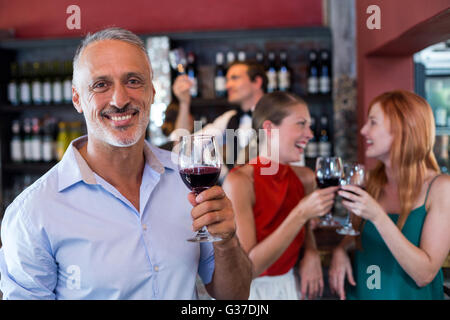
[57,135,177,192]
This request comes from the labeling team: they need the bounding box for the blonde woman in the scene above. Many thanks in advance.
[329,90,450,300]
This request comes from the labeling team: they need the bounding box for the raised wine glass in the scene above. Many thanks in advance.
[178,135,222,242]
[336,163,365,236]
[315,156,343,227]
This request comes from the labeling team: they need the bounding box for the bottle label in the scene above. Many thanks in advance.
[319,141,332,157]
[319,76,330,94]
[31,138,42,161]
[267,70,277,92]
[278,71,290,91]
[215,76,226,92]
[53,81,63,103]
[42,140,53,162]
[8,82,18,105]
[63,79,72,103]
[20,83,31,104]
[11,139,23,162]
[32,81,43,104]
[43,82,52,104]
[308,77,319,94]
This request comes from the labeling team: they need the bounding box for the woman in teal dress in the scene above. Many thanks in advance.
[328,90,450,300]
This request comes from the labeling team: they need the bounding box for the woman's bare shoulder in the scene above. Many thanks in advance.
[290,165,316,192]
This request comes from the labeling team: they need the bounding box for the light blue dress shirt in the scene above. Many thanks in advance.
[0,136,215,299]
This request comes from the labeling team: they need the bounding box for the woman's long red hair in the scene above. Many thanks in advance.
[365,90,440,230]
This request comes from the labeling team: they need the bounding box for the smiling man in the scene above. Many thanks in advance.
[0,27,252,300]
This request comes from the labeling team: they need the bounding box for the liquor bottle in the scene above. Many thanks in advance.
[23,118,33,162]
[42,119,54,163]
[31,62,43,105]
[31,117,42,162]
[318,116,332,157]
[305,116,318,159]
[266,51,278,93]
[237,51,246,62]
[277,51,291,92]
[319,49,331,95]
[214,52,227,98]
[307,50,319,95]
[52,61,63,104]
[63,60,73,104]
[10,120,23,163]
[42,62,53,105]
[186,52,199,98]
[19,62,32,105]
[7,63,19,106]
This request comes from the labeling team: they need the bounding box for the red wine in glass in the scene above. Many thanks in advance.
[180,166,221,194]
[316,177,341,189]
[178,134,222,242]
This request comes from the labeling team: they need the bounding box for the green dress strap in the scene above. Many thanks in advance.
[423,174,443,206]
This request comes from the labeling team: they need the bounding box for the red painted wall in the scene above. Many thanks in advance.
[0,0,323,39]
[356,0,450,165]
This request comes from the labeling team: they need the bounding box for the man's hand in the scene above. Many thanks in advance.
[187,186,236,243]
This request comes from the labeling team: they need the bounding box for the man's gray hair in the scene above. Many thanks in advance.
[72,27,152,88]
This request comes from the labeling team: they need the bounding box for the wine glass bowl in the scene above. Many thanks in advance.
[336,162,365,236]
[178,135,222,242]
[315,157,343,227]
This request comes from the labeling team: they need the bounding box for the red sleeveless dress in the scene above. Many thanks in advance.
[249,157,306,277]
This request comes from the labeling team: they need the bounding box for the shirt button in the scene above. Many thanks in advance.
[142,224,148,231]
[154,265,159,272]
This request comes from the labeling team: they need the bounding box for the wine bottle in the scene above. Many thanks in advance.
[226,51,236,67]
[256,51,264,65]
[214,52,227,98]
[319,49,331,95]
[7,63,19,106]
[307,50,319,95]
[266,51,277,93]
[31,62,43,105]
[31,117,42,162]
[42,62,53,105]
[186,52,199,98]
[23,118,33,162]
[10,120,23,163]
[42,119,54,163]
[305,116,318,159]
[52,61,63,104]
[19,62,32,105]
[318,116,332,157]
[63,60,73,104]
[277,51,291,92]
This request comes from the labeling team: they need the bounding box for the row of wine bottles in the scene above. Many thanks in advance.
[7,60,73,106]
[9,117,84,163]
[183,49,332,98]
[305,115,332,159]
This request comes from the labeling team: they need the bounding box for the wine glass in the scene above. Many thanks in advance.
[169,47,187,75]
[336,163,365,236]
[178,135,222,242]
[315,156,343,227]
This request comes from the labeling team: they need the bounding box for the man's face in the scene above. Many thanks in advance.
[73,40,155,148]
[226,64,259,105]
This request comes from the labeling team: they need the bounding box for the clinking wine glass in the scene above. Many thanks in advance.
[178,135,222,242]
[336,163,365,236]
[315,156,343,227]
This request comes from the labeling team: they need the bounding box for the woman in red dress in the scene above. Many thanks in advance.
[223,92,338,299]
